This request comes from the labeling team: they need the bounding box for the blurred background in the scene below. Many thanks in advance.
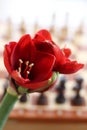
[0,0,87,130]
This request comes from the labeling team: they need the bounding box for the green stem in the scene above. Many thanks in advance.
[0,91,18,130]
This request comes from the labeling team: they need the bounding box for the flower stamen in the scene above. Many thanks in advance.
[25,71,30,78]
[24,63,34,78]
[26,61,29,66]
[19,59,23,64]
[23,61,29,74]
[18,59,34,78]
[18,59,23,73]
[28,63,34,72]
[29,63,34,67]
[18,67,21,73]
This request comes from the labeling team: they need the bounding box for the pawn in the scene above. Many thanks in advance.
[55,77,66,104]
[55,92,65,104]
[71,77,85,106]
[19,93,27,103]
[71,93,85,106]
[73,76,83,90]
[36,93,48,105]
[3,18,13,40]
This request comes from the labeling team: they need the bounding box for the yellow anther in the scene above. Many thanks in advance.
[29,63,34,68]
[19,59,23,63]
[27,71,30,74]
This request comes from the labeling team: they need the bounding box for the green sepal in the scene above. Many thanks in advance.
[48,72,59,85]
[18,86,28,94]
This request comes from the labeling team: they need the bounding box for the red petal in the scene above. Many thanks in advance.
[11,34,36,69]
[34,29,67,68]
[11,70,30,84]
[11,70,51,90]
[62,48,71,57]
[11,51,55,89]
[57,61,84,74]
[51,42,66,68]
[28,79,57,92]
[31,51,55,82]
[34,40,66,69]
[3,42,17,74]
[18,79,50,90]
[34,29,52,41]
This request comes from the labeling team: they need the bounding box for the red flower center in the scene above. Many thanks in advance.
[18,59,34,79]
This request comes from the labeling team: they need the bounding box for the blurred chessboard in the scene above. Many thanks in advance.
[9,89,87,122]
[1,71,87,122]
[6,75,87,122]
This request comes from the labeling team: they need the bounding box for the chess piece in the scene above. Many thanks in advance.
[71,77,85,106]
[55,77,66,104]
[33,19,39,34]
[36,93,48,105]
[19,20,26,36]
[3,18,12,40]
[49,13,56,35]
[19,93,27,103]
[58,13,69,42]
[72,21,84,48]
[75,22,84,36]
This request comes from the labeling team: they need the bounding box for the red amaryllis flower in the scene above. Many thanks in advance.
[4,34,58,92]
[3,29,84,93]
[33,29,84,74]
